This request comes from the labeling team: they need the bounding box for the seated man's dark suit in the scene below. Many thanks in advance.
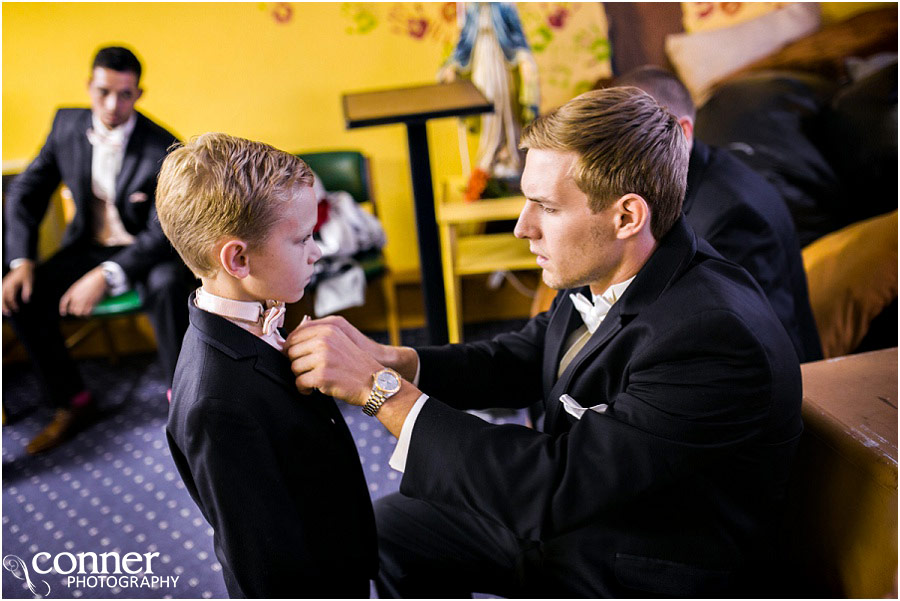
[166,298,377,598]
[377,218,803,597]
[684,140,822,362]
[4,108,191,402]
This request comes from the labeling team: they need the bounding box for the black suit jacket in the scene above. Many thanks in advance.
[4,108,179,281]
[684,140,822,362]
[166,299,377,598]
[405,218,803,597]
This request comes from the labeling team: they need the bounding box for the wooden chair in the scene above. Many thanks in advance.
[437,178,539,343]
[296,151,401,346]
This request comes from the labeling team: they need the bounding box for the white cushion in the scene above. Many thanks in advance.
[665,3,821,106]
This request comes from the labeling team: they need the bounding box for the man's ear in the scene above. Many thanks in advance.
[218,239,250,279]
[678,116,694,147]
[614,194,651,240]
[135,87,144,102]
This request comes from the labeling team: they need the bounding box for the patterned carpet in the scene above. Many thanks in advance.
[2,320,528,599]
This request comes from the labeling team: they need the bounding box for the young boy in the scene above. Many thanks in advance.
[156,133,376,598]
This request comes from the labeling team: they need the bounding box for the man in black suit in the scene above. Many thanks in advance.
[615,66,822,363]
[287,87,803,597]
[2,46,190,454]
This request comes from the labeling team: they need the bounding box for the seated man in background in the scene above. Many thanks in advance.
[614,65,822,363]
[287,87,804,597]
[2,46,190,454]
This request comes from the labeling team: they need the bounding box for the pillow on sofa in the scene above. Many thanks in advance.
[802,211,898,358]
[665,3,821,105]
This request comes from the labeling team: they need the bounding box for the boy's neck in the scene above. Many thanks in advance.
[200,277,262,304]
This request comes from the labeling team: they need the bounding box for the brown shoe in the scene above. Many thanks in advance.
[26,403,95,455]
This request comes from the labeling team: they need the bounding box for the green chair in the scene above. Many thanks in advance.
[65,289,144,362]
[296,151,401,345]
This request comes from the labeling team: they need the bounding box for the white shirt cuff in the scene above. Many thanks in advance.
[9,258,29,270]
[407,347,421,387]
[100,261,130,296]
[388,393,429,473]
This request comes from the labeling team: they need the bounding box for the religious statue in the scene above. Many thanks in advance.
[439,2,540,187]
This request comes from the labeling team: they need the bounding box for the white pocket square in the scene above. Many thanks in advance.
[559,394,608,420]
[129,192,148,203]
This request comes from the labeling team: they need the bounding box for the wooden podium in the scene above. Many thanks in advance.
[343,81,492,345]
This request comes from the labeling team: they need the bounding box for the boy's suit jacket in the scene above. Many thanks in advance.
[4,108,179,281]
[405,217,803,597]
[166,299,377,598]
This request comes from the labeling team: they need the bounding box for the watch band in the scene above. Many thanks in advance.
[362,389,389,417]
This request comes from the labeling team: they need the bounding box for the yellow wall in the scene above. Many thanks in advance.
[2,2,468,274]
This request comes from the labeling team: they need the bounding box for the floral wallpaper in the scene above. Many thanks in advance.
[261,2,612,112]
[518,2,611,111]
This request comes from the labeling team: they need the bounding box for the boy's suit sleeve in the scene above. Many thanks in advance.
[179,398,314,598]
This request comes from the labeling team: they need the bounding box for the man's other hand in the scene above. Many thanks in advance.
[286,320,384,405]
[59,267,108,316]
[2,260,35,315]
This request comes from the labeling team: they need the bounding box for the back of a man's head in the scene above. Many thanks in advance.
[614,66,695,122]
[155,132,314,279]
[520,86,689,240]
[92,46,142,82]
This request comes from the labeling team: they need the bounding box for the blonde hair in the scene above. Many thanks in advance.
[520,87,688,240]
[155,132,313,278]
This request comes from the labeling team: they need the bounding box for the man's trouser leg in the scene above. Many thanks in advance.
[138,260,193,385]
[7,246,116,406]
[374,492,527,598]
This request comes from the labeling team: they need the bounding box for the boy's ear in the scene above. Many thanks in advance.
[613,193,651,240]
[218,239,250,279]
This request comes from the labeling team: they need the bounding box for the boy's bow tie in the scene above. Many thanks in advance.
[260,303,286,335]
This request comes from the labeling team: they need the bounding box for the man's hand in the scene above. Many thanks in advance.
[2,260,35,315]
[286,320,384,405]
[285,315,419,381]
[59,267,108,316]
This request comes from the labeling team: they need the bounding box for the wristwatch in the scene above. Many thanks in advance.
[362,368,401,417]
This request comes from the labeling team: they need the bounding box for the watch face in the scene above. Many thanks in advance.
[376,370,400,393]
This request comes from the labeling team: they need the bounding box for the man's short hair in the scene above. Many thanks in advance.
[155,133,314,279]
[614,66,695,121]
[92,46,142,82]
[520,87,689,240]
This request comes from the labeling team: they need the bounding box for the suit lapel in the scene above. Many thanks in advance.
[189,298,339,425]
[541,218,699,434]
[76,112,95,207]
[115,115,145,206]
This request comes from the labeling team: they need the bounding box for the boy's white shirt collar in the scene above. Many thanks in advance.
[194,287,287,351]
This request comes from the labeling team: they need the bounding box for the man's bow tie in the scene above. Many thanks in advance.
[261,302,286,336]
[86,127,126,151]
[569,292,613,334]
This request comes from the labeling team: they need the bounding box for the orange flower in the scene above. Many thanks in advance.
[464,168,489,202]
